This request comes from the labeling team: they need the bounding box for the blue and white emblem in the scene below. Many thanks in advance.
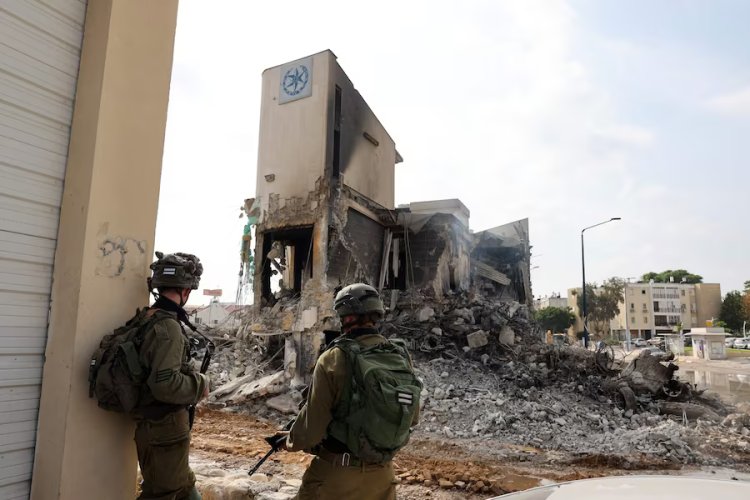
[282,66,309,96]
[279,57,313,104]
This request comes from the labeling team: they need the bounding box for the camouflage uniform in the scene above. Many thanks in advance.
[134,308,208,499]
[288,328,419,500]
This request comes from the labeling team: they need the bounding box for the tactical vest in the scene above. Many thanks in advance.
[327,336,422,463]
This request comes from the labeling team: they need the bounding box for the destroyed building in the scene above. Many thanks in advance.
[242,50,532,383]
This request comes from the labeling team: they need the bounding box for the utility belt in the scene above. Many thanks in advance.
[315,447,387,469]
[136,403,186,421]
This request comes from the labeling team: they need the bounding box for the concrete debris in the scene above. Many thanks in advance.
[194,458,296,500]
[265,393,303,414]
[196,286,743,470]
[466,330,489,349]
[497,326,515,346]
[417,307,436,323]
[222,371,287,406]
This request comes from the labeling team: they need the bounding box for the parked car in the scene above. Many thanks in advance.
[732,338,750,350]
[725,337,739,348]
[489,475,750,499]
[634,338,648,348]
[642,346,672,361]
[648,337,665,349]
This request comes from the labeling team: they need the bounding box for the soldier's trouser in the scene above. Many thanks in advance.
[295,456,396,500]
[135,409,199,500]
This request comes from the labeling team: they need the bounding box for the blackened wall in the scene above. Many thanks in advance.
[327,208,384,286]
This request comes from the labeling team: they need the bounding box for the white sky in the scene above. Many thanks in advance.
[155,0,750,306]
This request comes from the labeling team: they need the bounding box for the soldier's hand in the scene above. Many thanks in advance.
[265,432,290,452]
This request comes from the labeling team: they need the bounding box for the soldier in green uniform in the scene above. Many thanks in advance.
[279,284,421,500]
[134,252,210,500]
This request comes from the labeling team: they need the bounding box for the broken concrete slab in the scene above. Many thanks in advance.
[498,326,515,345]
[507,302,521,318]
[210,372,258,400]
[658,402,722,422]
[266,393,301,414]
[417,307,435,322]
[466,330,489,349]
[226,371,287,405]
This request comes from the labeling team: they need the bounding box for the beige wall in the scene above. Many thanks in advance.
[611,283,721,334]
[31,1,178,498]
[256,51,332,218]
[694,283,722,326]
[256,50,399,217]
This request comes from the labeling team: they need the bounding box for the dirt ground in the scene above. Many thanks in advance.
[191,408,748,498]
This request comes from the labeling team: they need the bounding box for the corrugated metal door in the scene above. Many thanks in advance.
[0,1,86,498]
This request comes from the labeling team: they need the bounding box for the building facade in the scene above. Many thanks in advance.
[534,294,568,310]
[567,282,722,340]
[611,282,722,339]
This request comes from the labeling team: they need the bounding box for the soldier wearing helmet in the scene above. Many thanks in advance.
[133,252,209,500]
[279,284,420,500]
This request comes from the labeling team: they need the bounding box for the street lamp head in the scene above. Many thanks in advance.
[611,217,621,221]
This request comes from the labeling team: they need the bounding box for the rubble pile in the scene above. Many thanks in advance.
[197,290,750,471]
[415,355,747,466]
[380,291,539,357]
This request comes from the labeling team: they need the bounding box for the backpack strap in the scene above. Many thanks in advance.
[328,337,361,423]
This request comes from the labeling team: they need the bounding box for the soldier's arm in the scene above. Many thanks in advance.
[287,349,343,451]
[145,319,207,405]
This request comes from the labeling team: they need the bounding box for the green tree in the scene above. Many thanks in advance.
[719,291,748,332]
[534,306,576,333]
[576,277,626,337]
[744,280,750,294]
[641,269,703,284]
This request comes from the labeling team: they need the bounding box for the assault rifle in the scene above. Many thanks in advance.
[187,326,215,429]
[248,328,337,475]
[248,385,309,476]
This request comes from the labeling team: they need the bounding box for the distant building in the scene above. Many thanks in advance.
[534,294,568,310]
[567,282,722,340]
[188,300,245,328]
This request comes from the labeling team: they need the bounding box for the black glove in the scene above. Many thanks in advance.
[265,433,288,451]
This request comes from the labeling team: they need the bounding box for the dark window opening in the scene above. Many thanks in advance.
[332,85,342,179]
[448,263,457,291]
[260,226,314,305]
[653,301,659,312]
[385,235,407,290]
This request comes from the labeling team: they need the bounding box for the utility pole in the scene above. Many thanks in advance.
[580,217,621,349]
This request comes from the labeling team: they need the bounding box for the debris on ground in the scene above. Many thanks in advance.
[190,290,750,498]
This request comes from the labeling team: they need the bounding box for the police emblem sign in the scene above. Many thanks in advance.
[279,57,313,104]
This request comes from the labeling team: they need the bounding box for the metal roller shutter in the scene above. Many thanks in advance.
[0,1,86,498]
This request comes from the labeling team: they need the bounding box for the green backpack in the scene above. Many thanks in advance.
[328,337,422,463]
[88,309,161,413]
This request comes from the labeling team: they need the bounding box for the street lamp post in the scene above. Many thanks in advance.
[581,217,621,348]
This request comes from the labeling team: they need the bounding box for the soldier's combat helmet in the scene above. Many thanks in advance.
[333,283,385,318]
[148,251,203,290]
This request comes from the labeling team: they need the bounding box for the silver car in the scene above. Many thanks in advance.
[733,338,750,350]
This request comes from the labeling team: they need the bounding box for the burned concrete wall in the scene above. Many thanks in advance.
[398,213,471,297]
[472,218,532,305]
[331,62,398,209]
[327,207,385,288]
